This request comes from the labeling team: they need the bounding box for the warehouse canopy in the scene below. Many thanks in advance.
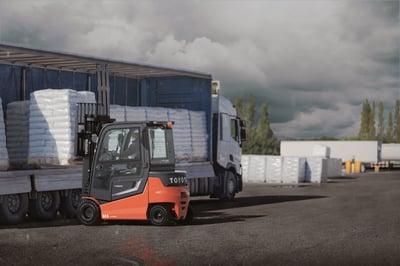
[0,42,211,79]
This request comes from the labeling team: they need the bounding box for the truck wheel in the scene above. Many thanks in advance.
[28,191,60,221]
[0,193,29,224]
[60,189,81,218]
[225,171,236,200]
[149,205,171,226]
[77,199,100,226]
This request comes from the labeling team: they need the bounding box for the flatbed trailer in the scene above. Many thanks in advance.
[0,42,245,224]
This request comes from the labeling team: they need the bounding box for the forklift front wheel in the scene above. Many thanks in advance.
[77,199,100,226]
[148,205,171,226]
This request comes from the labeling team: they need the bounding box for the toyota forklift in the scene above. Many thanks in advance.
[75,66,191,226]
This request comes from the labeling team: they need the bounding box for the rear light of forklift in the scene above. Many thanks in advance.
[180,192,189,212]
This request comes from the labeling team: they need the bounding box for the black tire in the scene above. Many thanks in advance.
[225,171,236,200]
[76,199,101,226]
[59,189,81,218]
[28,191,60,221]
[148,205,171,226]
[0,193,29,224]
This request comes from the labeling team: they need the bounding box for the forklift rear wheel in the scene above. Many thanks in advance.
[77,199,101,226]
[149,205,171,226]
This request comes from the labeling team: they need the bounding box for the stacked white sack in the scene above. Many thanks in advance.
[266,156,282,184]
[305,157,328,183]
[110,104,126,122]
[241,155,283,184]
[145,107,169,121]
[240,155,250,183]
[312,144,330,158]
[282,157,306,184]
[168,108,192,161]
[245,155,267,183]
[327,158,342,177]
[125,106,147,121]
[0,98,9,170]
[28,89,96,166]
[189,110,208,161]
[109,105,208,163]
[6,100,30,166]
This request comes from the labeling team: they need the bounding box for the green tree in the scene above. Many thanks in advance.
[245,94,256,129]
[395,100,400,142]
[358,99,371,140]
[386,111,393,142]
[234,94,279,155]
[369,101,376,140]
[377,102,384,141]
[233,95,244,119]
[234,94,256,154]
[255,102,279,154]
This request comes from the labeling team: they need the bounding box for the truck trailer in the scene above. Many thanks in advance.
[0,42,245,224]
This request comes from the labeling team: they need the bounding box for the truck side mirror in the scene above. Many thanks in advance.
[91,134,98,143]
[240,119,246,142]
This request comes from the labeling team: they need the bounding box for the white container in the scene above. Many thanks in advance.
[266,156,282,184]
[281,141,380,162]
[306,157,328,183]
[245,155,267,183]
[282,156,306,184]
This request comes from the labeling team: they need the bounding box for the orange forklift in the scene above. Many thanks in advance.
[76,114,191,226]
[74,67,191,226]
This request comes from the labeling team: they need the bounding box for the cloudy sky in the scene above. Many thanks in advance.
[0,0,398,139]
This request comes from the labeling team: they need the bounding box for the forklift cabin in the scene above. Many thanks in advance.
[77,120,190,226]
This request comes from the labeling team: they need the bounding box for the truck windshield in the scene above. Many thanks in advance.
[148,126,175,171]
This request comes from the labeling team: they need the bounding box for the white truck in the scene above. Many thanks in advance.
[381,143,400,168]
[0,43,245,224]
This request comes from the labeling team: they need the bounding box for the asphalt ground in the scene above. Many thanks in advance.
[0,171,399,265]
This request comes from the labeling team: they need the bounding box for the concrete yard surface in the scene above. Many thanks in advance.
[0,171,399,265]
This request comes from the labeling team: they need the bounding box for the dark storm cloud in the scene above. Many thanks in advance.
[0,0,398,138]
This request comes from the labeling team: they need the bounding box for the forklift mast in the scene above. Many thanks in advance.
[96,64,110,117]
[76,64,114,195]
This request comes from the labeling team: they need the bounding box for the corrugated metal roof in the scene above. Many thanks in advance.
[0,42,212,79]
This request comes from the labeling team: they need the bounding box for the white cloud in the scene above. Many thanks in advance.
[0,0,397,139]
[272,102,361,139]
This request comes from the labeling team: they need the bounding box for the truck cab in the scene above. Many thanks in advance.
[210,84,246,199]
[77,119,190,226]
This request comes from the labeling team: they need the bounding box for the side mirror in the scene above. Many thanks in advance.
[239,119,246,142]
[91,134,98,143]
